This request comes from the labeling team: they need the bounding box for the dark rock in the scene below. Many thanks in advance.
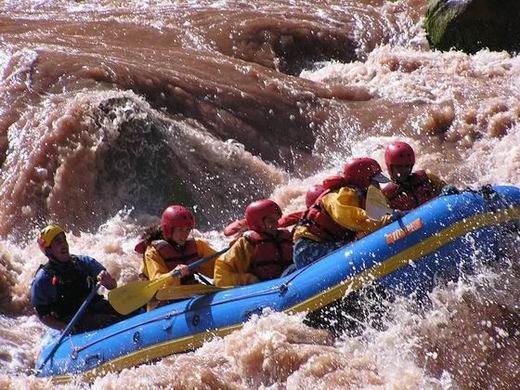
[424,0,520,54]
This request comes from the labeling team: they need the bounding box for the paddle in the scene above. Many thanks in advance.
[108,247,229,315]
[366,185,408,232]
[37,282,101,371]
[156,284,229,300]
[366,185,393,220]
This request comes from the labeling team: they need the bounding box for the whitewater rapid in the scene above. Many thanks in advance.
[0,0,519,388]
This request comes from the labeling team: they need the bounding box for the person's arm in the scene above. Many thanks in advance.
[97,270,117,290]
[223,219,248,237]
[213,238,258,287]
[143,245,181,287]
[278,211,304,228]
[194,240,217,278]
[79,256,117,290]
[322,188,391,234]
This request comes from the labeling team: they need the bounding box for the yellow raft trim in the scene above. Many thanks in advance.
[50,207,520,384]
[51,324,242,384]
[287,207,520,314]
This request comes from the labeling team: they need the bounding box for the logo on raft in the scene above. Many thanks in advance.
[385,218,423,245]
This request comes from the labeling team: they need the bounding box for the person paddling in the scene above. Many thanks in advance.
[382,141,446,211]
[31,225,124,333]
[214,200,293,287]
[223,184,326,238]
[136,205,217,310]
[293,158,395,269]
[277,184,326,228]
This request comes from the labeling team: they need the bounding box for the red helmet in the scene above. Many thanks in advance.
[160,205,195,236]
[305,184,325,208]
[343,157,388,191]
[385,141,415,171]
[245,200,282,231]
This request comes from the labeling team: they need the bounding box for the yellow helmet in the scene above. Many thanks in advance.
[37,224,65,252]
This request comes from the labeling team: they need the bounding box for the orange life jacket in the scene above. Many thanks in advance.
[244,230,293,281]
[151,239,201,284]
[383,170,438,211]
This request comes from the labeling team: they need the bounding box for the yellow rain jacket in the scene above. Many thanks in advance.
[293,186,393,242]
[143,239,216,287]
[214,237,259,288]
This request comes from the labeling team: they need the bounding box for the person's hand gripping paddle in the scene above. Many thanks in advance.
[108,247,228,315]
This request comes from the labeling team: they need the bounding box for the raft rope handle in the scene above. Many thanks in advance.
[68,335,80,360]
[72,286,283,353]
[478,184,515,212]
[461,184,513,213]
[479,185,520,232]
[277,261,316,295]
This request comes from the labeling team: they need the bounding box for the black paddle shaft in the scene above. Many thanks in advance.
[37,282,101,371]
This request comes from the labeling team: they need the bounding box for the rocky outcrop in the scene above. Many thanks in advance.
[424,0,520,54]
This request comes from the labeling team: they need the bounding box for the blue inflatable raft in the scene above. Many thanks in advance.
[35,185,520,382]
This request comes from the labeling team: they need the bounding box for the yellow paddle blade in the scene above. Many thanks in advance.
[366,185,393,220]
[156,284,228,301]
[108,247,229,314]
[108,274,171,315]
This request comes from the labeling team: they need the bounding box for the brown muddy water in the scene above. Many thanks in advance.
[0,1,519,388]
